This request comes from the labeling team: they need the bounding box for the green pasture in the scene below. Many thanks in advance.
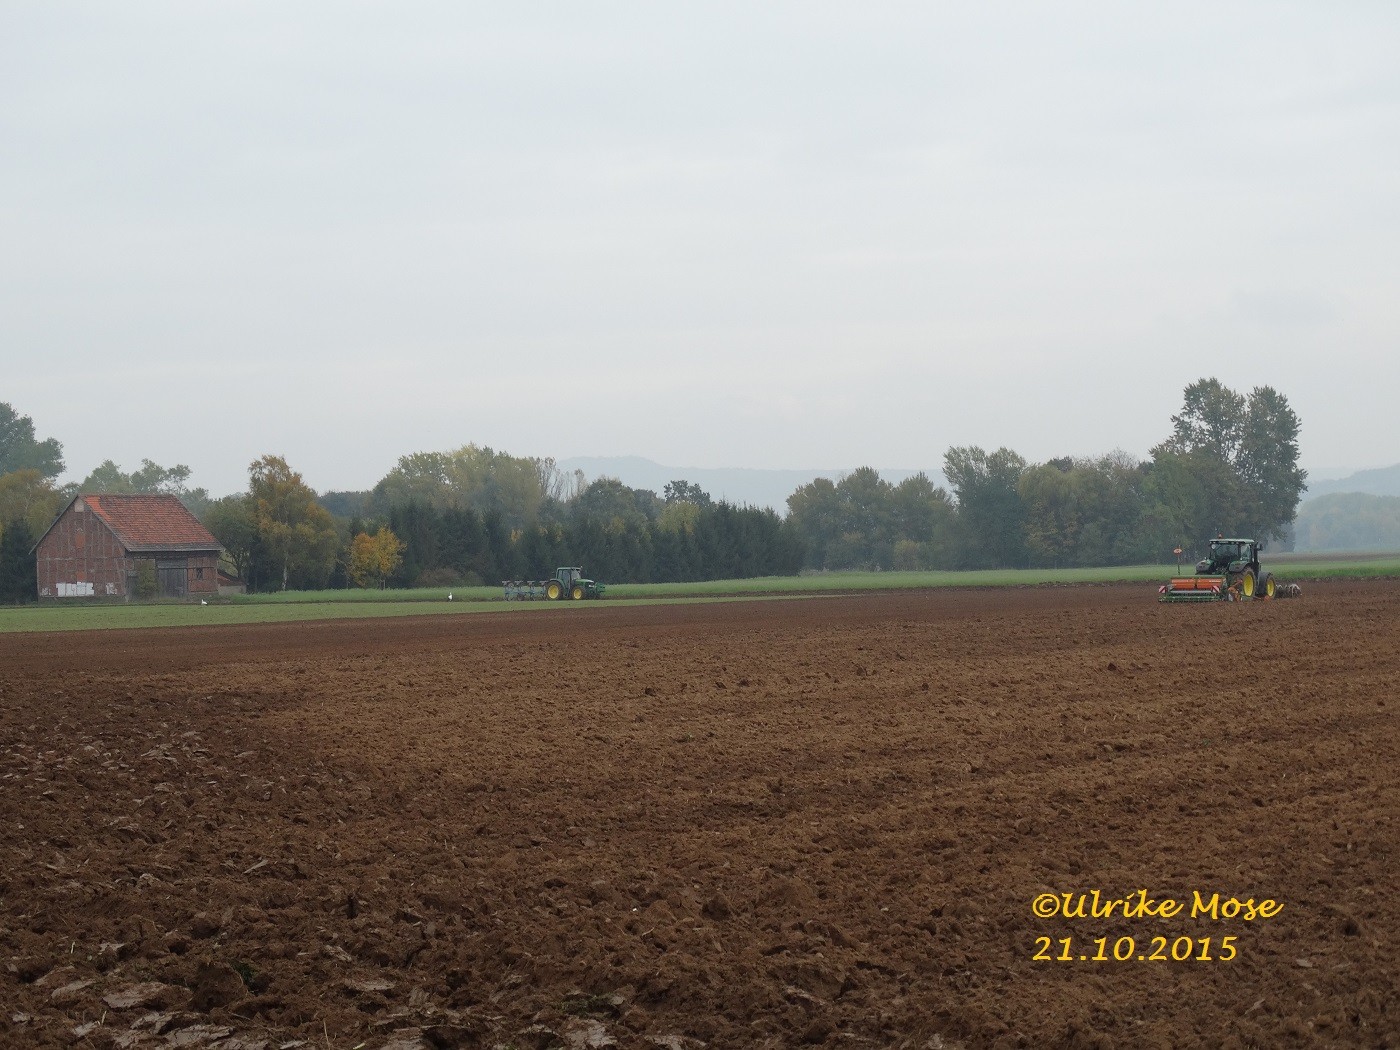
[0,593,781,634]
[2,554,1396,634]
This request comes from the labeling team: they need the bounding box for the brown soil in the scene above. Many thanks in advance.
[1,582,1397,1049]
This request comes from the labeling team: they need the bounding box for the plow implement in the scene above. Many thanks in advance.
[1159,576,1231,602]
[1158,575,1301,602]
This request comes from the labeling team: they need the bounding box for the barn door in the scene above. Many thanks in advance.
[157,560,188,597]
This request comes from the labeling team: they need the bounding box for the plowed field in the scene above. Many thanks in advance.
[2,582,1397,1049]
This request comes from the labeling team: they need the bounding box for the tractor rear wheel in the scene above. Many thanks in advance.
[1240,568,1256,599]
[571,584,585,600]
[546,581,563,600]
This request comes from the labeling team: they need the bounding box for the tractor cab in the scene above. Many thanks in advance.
[1198,538,1258,575]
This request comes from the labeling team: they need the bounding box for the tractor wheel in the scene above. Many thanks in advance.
[571,584,585,600]
[546,581,563,600]
[1262,573,1276,599]
[1240,568,1256,599]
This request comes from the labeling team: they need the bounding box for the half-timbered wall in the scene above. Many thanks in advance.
[36,499,128,598]
[35,501,221,600]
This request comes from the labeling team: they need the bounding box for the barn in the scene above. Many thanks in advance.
[34,493,223,600]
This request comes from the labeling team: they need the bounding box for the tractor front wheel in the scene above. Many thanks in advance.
[546,581,563,600]
[1262,573,1276,599]
[571,585,585,600]
[1240,568,1256,599]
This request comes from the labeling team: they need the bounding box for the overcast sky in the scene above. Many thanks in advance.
[4,3,1398,497]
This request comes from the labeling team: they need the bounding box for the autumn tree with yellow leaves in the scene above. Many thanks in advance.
[349,527,405,589]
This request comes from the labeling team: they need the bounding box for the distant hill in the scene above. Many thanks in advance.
[1294,492,1400,551]
[1301,463,1400,501]
[557,456,949,513]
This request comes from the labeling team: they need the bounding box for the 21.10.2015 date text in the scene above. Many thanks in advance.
[1033,935,1239,962]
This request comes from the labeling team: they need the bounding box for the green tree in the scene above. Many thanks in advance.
[203,494,259,582]
[1018,463,1083,568]
[0,517,38,603]
[372,445,576,528]
[516,521,567,582]
[0,469,64,538]
[438,506,495,583]
[134,559,158,599]
[1156,378,1246,463]
[373,451,454,509]
[476,450,556,528]
[886,474,957,570]
[572,478,660,526]
[1237,386,1307,539]
[657,498,702,536]
[487,509,522,579]
[1153,379,1305,541]
[663,480,712,507]
[387,500,440,586]
[0,403,64,479]
[566,479,660,582]
[1073,452,1148,565]
[248,455,339,591]
[889,473,955,543]
[73,458,210,514]
[1141,450,1244,556]
[944,446,1028,568]
[786,469,954,571]
[651,514,701,581]
[75,460,135,493]
[833,468,894,568]
[786,477,841,569]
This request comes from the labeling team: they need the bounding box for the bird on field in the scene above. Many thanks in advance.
[447,592,454,601]
[200,599,207,605]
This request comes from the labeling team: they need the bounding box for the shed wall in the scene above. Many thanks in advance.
[36,502,130,598]
[35,503,221,600]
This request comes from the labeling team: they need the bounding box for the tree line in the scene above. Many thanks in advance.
[787,380,1307,571]
[203,454,803,591]
[0,378,1311,598]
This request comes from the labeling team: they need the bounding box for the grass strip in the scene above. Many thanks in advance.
[3,556,1396,634]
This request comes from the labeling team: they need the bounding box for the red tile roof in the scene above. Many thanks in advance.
[83,494,223,553]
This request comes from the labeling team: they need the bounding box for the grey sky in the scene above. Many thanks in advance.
[4,3,1398,498]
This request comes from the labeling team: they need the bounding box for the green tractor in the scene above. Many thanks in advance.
[1159,537,1282,602]
[544,566,605,601]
